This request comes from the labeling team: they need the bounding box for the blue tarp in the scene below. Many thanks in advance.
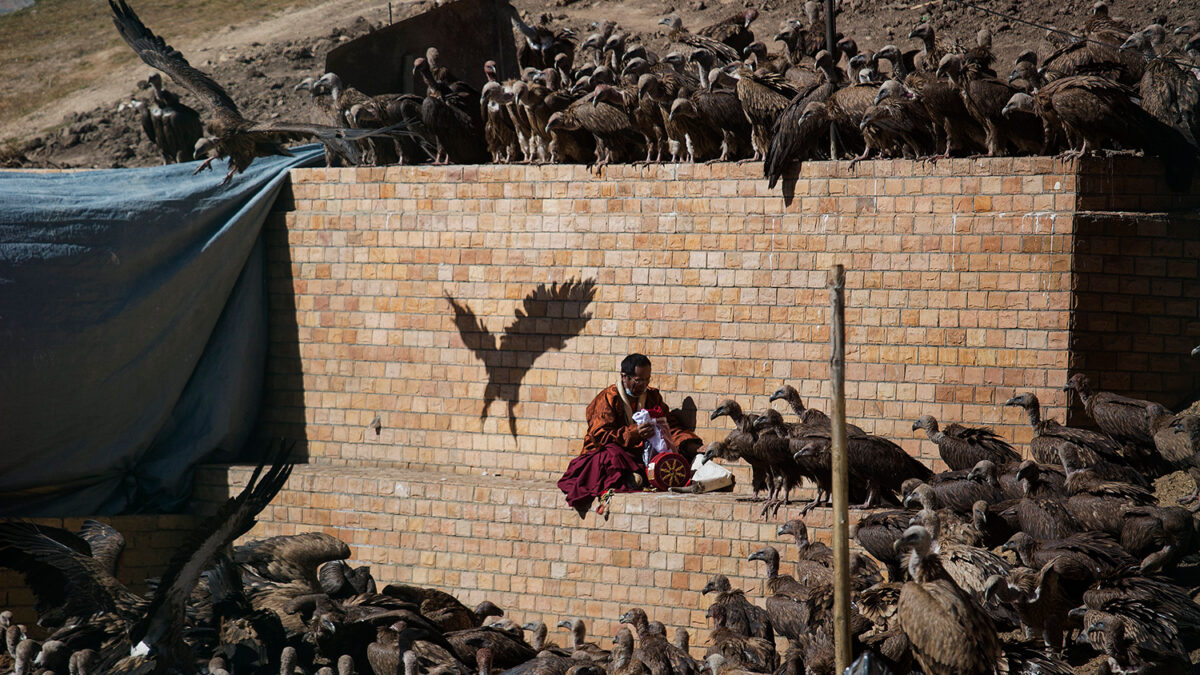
[0,146,324,516]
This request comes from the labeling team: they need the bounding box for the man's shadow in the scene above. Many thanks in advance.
[445,278,597,437]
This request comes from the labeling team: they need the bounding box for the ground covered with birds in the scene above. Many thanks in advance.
[1,0,1197,172]
[4,374,1200,673]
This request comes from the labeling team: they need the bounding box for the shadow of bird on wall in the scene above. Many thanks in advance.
[444,278,597,437]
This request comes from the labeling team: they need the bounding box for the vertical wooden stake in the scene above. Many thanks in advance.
[829,264,851,673]
[825,0,839,159]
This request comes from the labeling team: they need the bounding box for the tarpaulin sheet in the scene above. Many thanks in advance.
[0,145,324,516]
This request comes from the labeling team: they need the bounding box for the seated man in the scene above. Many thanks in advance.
[557,353,703,516]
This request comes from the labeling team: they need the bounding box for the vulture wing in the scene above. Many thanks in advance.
[76,519,126,579]
[445,294,498,360]
[503,278,596,351]
[109,0,244,127]
[898,578,1002,675]
[130,448,294,654]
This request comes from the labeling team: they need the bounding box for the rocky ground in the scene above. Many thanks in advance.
[0,0,1195,170]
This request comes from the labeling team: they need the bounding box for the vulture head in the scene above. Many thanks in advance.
[874,79,914,105]
[982,573,1013,605]
[658,16,684,32]
[774,25,795,44]
[618,608,649,633]
[668,97,698,122]
[753,408,786,432]
[1007,62,1040,88]
[689,48,717,71]
[894,524,934,563]
[293,76,315,93]
[934,53,965,82]
[1015,459,1041,485]
[622,57,650,80]
[768,384,800,405]
[747,546,781,569]
[703,654,730,675]
[710,399,745,422]
[1003,392,1038,410]
[743,41,768,59]
[793,441,824,461]
[701,573,732,595]
[33,639,68,672]
[742,8,760,29]
[661,51,687,70]
[1142,24,1168,47]
[545,112,573,133]
[1168,412,1200,443]
[582,32,604,51]
[1001,92,1037,118]
[903,482,937,511]
[194,137,220,161]
[911,414,939,434]
[1000,531,1036,558]
[1091,1,1109,17]
[836,37,859,58]
[703,440,735,463]
[483,60,499,82]
[1175,21,1198,36]
[908,23,933,42]
[623,44,650,66]
[1120,30,1155,57]
[799,101,831,125]
[603,33,628,59]
[777,518,809,542]
[475,600,504,621]
[967,459,999,485]
[1062,373,1093,397]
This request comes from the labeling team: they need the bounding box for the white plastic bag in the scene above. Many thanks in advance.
[632,409,670,465]
[689,454,734,493]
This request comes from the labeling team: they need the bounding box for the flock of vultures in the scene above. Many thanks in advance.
[112,0,1200,187]
[2,366,1200,674]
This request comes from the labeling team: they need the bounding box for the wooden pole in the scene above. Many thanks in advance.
[829,264,851,673]
[825,0,839,159]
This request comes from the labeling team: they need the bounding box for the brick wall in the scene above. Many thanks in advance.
[0,515,201,628]
[259,156,1200,478]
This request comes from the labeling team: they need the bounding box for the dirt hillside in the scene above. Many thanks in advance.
[0,0,1192,169]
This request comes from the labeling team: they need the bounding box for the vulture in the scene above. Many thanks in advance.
[777,518,832,567]
[1086,617,1190,675]
[414,56,489,165]
[109,0,398,184]
[853,80,935,164]
[139,71,204,164]
[701,575,774,641]
[709,399,770,499]
[1009,77,1199,191]
[1003,392,1128,467]
[482,81,520,163]
[912,414,1019,471]
[792,426,931,509]
[556,618,610,663]
[894,525,1005,675]
[546,86,643,169]
[510,9,576,71]
[1063,373,1166,450]
[936,53,1042,156]
[660,16,741,65]
[610,627,651,675]
[380,584,501,633]
[1150,407,1200,506]
[722,59,803,161]
[851,510,911,581]
[697,9,759,55]
[983,562,1078,653]
[619,608,698,675]
[1121,26,1200,146]
[1000,530,1135,580]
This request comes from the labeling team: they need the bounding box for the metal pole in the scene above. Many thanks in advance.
[829,264,851,674]
[825,0,839,159]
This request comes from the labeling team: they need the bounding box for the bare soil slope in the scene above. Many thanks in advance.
[0,0,1192,169]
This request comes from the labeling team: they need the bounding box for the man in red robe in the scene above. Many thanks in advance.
[557,353,703,516]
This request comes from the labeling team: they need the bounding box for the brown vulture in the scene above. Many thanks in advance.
[109,0,400,184]
[912,414,1020,471]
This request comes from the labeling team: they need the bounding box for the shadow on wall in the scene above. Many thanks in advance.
[445,278,597,437]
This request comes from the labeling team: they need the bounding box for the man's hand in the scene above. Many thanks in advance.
[637,421,656,441]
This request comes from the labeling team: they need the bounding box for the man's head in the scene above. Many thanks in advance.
[620,353,652,398]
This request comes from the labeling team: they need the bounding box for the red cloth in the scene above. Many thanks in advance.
[557,443,642,516]
[581,385,701,456]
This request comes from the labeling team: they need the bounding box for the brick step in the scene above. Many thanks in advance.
[193,463,859,653]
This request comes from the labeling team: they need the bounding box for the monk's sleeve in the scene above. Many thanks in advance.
[584,392,640,454]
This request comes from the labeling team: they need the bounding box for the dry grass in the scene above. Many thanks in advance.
[0,0,311,126]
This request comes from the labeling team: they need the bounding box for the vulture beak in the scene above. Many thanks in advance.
[1002,395,1022,407]
[902,491,918,509]
[710,405,727,421]
[701,581,715,595]
[859,117,869,131]
[618,611,632,624]
[776,522,792,536]
[1175,25,1189,35]
[907,28,921,39]
[747,549,766,562]
[522,622,538,631]
[773,30,789,43]
[910,420,922,431]
[556,620,572,629]
[1007,70,1020,83]
[1191,345,1200,357]
[873,89,887,105]
[999,539,1016,552]
[982,574,1003,600]
[658,17,672,26]
[1119,36,1135,50]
